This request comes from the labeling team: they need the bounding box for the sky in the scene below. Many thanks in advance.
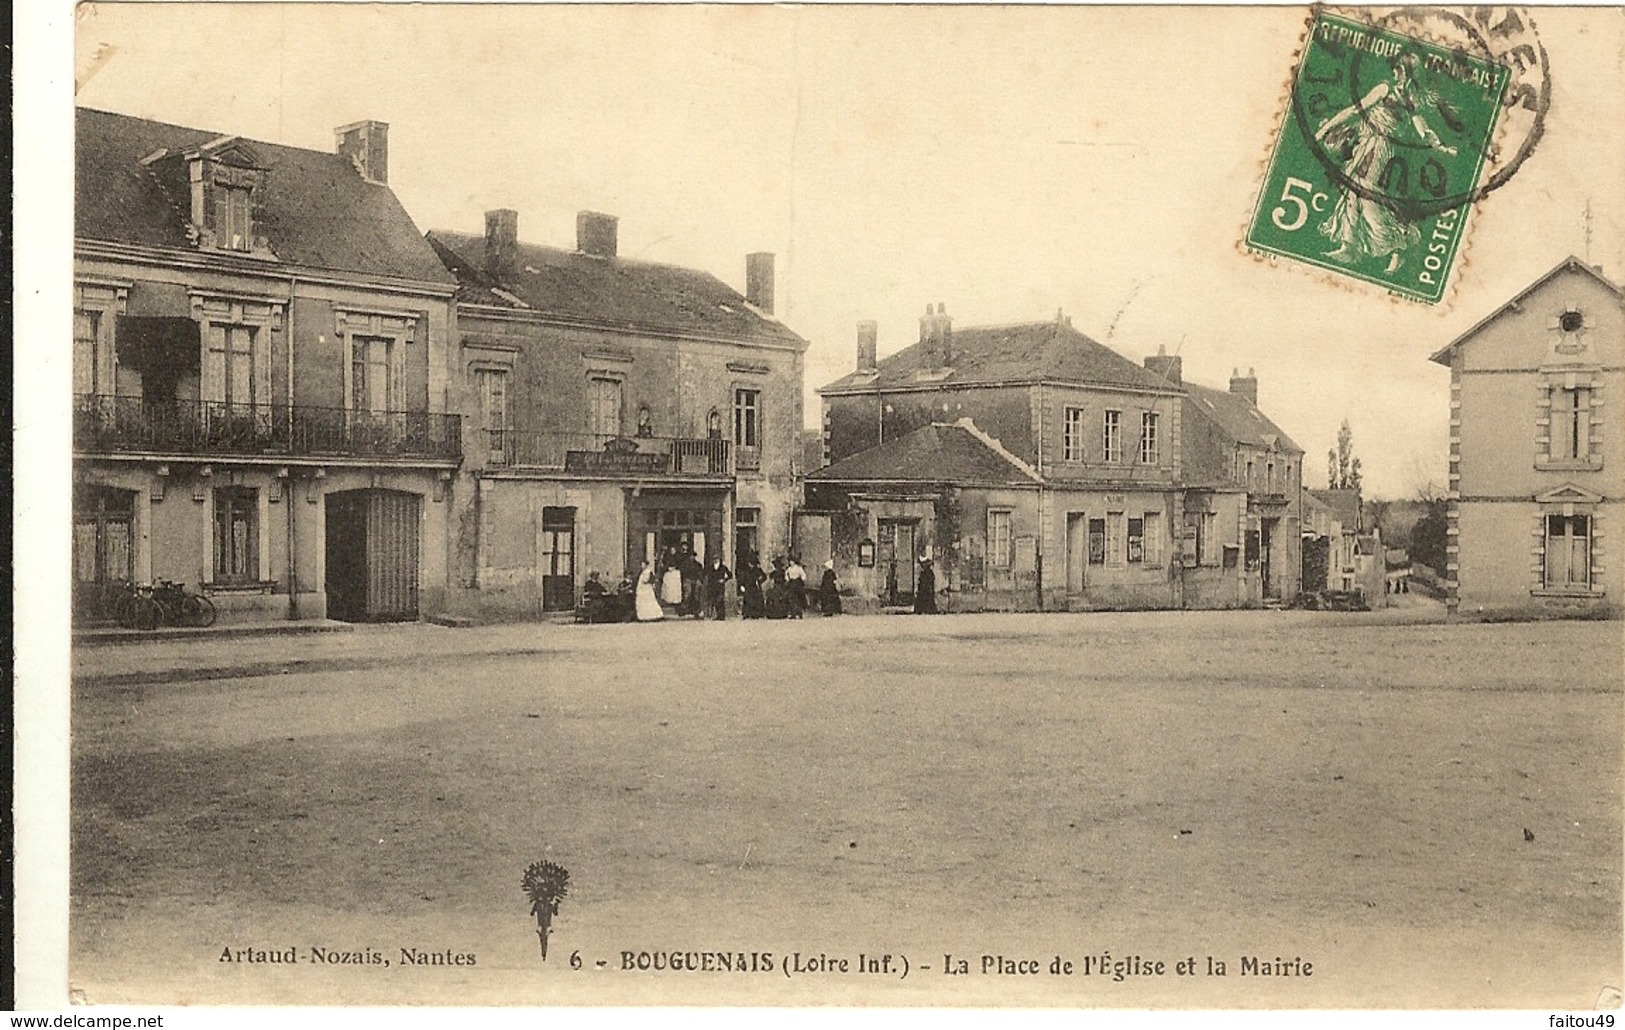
[64,2,1625,499]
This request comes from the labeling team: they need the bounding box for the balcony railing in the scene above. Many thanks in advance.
[486,430,733,477]
[75,394,461,461]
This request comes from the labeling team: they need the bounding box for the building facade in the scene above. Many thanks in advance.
[1302,488,1383,603]
[1164,360,1304,608]
[809,309,1302,611]
[1431,257,1623,616]
[427,211,807,619]
[73,109,461,626]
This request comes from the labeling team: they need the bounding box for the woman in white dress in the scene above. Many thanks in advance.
[635,563,664,622]
[659,549,684,607]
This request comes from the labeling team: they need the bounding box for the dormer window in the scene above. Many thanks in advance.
[180,137,269,256]
[214,183,252,251]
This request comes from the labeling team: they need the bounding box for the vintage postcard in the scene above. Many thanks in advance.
[15,1,1625,1020]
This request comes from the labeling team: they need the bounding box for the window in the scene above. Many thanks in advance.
[1185,510,1217,565]
[351,335,398,413]
[476,368,509,464]
[213,487,259,584]
[1140,412,1159,465]
[1552,387,1591,461]
[206,323,263,407]
[589,376,623,438]
[734,507,760,563]
[1127,516,1144,563]
[1102,410,1122,463]
[214,186,252,251]
[1087,518,1106,565]
[1143,512,1162,566]
[1064,407,1086,461]
[733,388,761,448]
[1245,458,1255,486]
[1267,460,1276,493]
[1105,512,1125,566]
[1544,515,1591,590]
[988,510,1013,569]
[73,309,102,396]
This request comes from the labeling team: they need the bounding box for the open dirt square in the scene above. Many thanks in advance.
[70,611,1622,1008]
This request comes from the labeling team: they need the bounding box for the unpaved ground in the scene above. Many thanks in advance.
[69,611,1623,1008]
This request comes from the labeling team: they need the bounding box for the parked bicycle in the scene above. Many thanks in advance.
[113,580,217,630]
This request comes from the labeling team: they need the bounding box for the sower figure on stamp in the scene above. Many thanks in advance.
[1313,51,1457,274]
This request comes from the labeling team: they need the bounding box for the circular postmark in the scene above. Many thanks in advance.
[1290,5,1549,221]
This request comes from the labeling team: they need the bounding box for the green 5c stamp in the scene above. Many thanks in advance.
[1246,10,1513,303]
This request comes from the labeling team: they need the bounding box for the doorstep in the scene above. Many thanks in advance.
[73,619,356,647]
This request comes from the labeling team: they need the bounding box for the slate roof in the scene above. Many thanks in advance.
[819,320,1176,394]
[1308,488,1362,529]
[1183,381,1303,454]
[426,230,806,348]
[807,422,1039,488]
[76,107,455,285]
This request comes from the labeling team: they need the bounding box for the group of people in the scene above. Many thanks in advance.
[580,545,842,624]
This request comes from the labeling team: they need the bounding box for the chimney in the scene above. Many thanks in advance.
[335,120,389,185]
[1144,344,1183,387]
[919,302,953,367]
[484,209,518,279]
[745,252,776,314]
[576,211,618,258]
[856,320,878,372]
[1229,366,1259,406]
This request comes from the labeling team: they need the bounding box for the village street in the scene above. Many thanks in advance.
[70,608,1622,1009]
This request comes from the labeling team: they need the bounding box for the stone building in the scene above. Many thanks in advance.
[808,309,1302,611]
[1163,359,1304,607]
[73,108,461,625]
[426,211,808,618]
[1430,257,1623,616]
[1303,488,1383,603]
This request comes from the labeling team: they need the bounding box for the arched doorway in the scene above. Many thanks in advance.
[325,489,421,622]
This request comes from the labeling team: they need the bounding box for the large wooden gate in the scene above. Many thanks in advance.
[325,489,421,622]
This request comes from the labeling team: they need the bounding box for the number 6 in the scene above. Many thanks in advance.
[1271,177,1315,232]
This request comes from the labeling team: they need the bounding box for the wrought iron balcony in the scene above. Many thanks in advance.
[484,430,733,477]
[74,394,461,461]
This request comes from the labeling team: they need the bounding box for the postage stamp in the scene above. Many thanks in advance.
[1245,9,1517,304]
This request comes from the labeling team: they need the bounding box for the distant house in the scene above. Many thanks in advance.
[807,307,1302,610]
[426,211,807,618]
[1304,487,1382,601]
[73,108,462,626]
[1429,257,1622,616]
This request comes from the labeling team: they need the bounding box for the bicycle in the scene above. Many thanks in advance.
[151,579,218,628]
[112,580,217,630]
[112,581,163,631]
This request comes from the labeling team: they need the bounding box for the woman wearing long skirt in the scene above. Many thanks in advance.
[738,552,766,619]
[635,563,665,622]
[818,560,842,616]
[659,549,684,607]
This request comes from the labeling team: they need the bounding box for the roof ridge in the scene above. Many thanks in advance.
[1429,255,1624,364]
[427,228,745,280]
[947,418,1043,482]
